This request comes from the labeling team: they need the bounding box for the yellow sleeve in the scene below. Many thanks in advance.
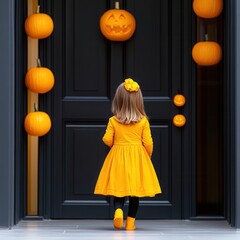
[102,118,114,147]
[142,119,153,157]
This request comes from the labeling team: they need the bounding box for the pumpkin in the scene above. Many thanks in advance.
[173,114,186,127]
[192,41,222,66]
[100,1,136,41]
[25,5,54,39]
[25,59,55,94]
[24,104,51,136]
[193,0,223,18]
[173,94,186,107]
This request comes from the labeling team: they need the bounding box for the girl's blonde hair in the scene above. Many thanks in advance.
[112,82,147,124]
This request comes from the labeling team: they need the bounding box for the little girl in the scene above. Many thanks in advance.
[94,78,161,230]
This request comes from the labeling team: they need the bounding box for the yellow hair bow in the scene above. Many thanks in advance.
[124,78,140,92]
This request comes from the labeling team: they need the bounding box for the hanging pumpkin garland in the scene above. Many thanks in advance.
[192,41,222,66]
[192,34,222,66]
[100,1,136,41]
[24,5,54,136]
[25,5,54,39]
[25,58,55,94]
[193,0,223,19]
[24,104,52,137]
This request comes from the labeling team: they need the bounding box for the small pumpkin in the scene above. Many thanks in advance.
[192,41,222,66]
[100,1,136,41]
[173,94,186,107]
[193,0,223,19]
[25,59,55,94]
[173,114,186,127]
[24,104,51,136]
[25,5,54,39]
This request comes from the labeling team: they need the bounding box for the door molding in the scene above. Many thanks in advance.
[15,0,28,224]
[234,0,240,229]
[225,0,240,228]
[181,0,197,219]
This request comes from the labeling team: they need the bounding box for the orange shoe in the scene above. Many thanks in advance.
[113,208,123,229]
[125,216,136,230]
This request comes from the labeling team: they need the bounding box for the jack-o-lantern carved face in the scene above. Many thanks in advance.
[100,7,136,41]
[173,94,186,107]
[173,114,186,127]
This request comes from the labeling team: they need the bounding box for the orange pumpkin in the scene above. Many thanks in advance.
[24,105,51,136]
[193,0,223,18]
[192,41,222,66]
[173,114,186,127]
[173,94,186,107]
[25,59,55,94]
[100,1,136,41]
[25,5,54,39]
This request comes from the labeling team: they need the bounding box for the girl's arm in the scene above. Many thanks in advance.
[142,119,153,157]
[102,118,114,147]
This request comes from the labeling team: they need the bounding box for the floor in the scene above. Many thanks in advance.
[0,220,240,240]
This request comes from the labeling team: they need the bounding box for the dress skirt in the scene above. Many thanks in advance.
[94,143,162,197]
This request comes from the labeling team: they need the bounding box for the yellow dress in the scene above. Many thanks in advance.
[94,116,161,197]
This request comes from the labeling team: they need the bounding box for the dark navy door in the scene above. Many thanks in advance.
[49,0,191,219]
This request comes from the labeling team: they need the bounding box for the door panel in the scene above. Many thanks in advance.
[65,0,109,98]
[51,0,186,219]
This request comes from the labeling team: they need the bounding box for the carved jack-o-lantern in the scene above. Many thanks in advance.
[173,114,186,127]
[100,1,136,41]
[173,94,186,107]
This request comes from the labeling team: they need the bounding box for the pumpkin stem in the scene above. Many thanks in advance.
[37,58,42,68]
[205,34,209,41]
[36,5,40,14]
[115,1,120,9]
[34,103,38,112]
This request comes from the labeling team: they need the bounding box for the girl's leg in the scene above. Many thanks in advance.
[114,197,125,210]
[113,197,125,229]
[128,196,139,218]
[126,197,139,230]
